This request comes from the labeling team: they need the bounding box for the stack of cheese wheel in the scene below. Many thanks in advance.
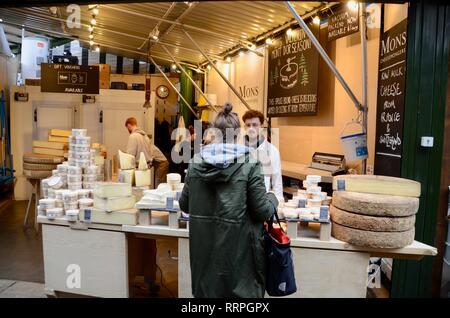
[330,175,421,248]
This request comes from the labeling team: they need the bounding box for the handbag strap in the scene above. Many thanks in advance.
[267,210,284,233]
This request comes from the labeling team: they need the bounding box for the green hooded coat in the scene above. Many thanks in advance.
[179,143,278,298]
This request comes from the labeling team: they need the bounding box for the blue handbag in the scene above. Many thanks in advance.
[264,212,297,296]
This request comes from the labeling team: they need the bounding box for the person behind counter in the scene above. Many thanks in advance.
[179,102,278,298]
[125,117,169,187]
[243,110,283,197]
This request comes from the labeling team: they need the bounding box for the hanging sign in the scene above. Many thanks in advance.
[267,26,319,117]
[374,19,408,176]
[41,63,99,94]
[327,7,360,41]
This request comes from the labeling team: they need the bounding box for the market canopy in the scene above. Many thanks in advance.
[0,1,328,67]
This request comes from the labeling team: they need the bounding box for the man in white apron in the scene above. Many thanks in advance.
[242,110,283,197]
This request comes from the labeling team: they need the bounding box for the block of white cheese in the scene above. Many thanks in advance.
[93,182,132,198]
[333,175,421,197]
[138,152,148,170]
[332,222,415,248]
[135,169,151,187]
[330,205,416,232]
[332,191,419,217]
[118,150,136,170]
[118,169,135,185]
[93,195,136,212]
[79,207,138,225]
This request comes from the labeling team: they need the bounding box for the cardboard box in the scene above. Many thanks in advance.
[94,64,111,89]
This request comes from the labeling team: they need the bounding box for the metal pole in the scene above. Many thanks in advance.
[106,5,254,46]
[360,3,369,174]
[161,45,218,113]
[182,29,253,111]
[148,56,199,119]
[284,1,363,111]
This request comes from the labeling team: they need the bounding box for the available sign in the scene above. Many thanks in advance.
[327,7,359,41]
[41,63,99,94]
[267,26,319,117]
[374,19,408,176]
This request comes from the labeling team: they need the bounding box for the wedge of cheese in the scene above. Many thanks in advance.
[50,129,72,137]
[333,175,421,197]
[138,152,148,170]
[135,169,151,187]
[33,147,65,157]
[93,195,136,212]
[79,207,138,225]
[118,169,135,185]
[93,182,132,198]
[118,150,135,170]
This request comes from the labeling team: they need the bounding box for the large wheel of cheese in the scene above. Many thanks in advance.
[23,162,57,171]
[332,222,415,248]
[330,205,415,232]
[23,169,52,179]
[332,191,419,217]
[23,153,64,164]
[333,175,421,197]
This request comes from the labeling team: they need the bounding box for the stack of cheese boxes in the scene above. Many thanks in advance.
[278,175,332,221]
[330,175,421,248]
[38,129,101,221]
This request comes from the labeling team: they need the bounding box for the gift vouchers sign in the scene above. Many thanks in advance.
[41,63,99,94]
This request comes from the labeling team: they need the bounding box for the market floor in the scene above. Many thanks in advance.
[0,199,178,298]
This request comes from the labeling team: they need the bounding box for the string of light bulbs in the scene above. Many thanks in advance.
[87,4,100,52]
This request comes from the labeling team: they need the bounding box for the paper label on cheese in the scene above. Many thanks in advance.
[298,199,306,208]
[337,179,345,191]
[84,209,91,223]
[319,206,329,221]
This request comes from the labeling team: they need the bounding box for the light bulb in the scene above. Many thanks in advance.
[239,50,244,57]
[313,16,321,25]
[89,40,94,46]
[171,64,177,70]
[90,18,96,25]
[226,56,231,63]
[89,34,94,39]
[95,46,100,52]
[286,28,293,36]
[347,0,359,11]
[207,65,211,70]
[92,8,99,15]
[88,25,94,32]
[265,38,273,45]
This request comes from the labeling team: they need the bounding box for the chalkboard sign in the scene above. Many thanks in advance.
[374,19,408,176]
[267,26,319,117]
[41,63,99,94]
[327,7,359,41]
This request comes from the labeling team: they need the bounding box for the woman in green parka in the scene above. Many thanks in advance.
[179,103,278,298]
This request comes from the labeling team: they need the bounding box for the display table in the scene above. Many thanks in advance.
[281,160,333,183]
[38,213,437,298]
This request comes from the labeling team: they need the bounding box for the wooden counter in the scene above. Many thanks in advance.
[281,160,333,183]
[38,212,437,298]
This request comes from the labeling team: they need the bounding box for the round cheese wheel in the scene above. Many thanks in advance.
[333,175,421,197]
[332,222,415,248]
[23,153,64,164]
[330,205,415,232]
[23,162,57,171]
[332,191,419,217]
[23,169,53,179]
